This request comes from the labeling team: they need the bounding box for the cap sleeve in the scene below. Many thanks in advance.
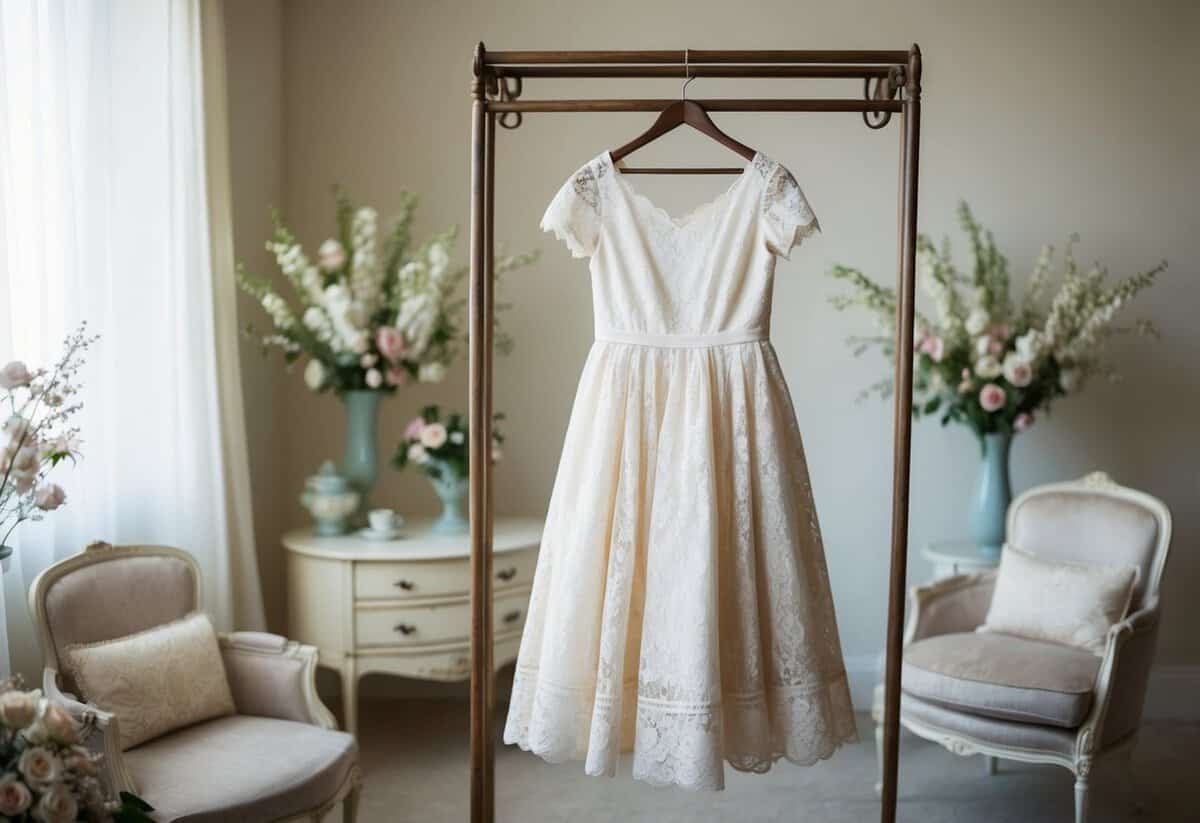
[761,163,820,259]
[540,160,603,259]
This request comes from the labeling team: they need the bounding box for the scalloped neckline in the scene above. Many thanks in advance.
[606,151,760,230]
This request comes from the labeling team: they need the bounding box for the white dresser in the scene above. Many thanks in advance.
[283,516,542,735]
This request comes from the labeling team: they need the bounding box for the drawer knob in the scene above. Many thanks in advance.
[394,579,415,591]
[502,610,522,625]
[497,567,518,582]
[394,623,417,636]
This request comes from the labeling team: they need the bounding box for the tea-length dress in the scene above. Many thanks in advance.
[503,151,856,791]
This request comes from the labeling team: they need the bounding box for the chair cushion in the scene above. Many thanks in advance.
[981,543,1136,655]
[902,632,1101,728]
[64,613,235,750]
[123,715,357,823]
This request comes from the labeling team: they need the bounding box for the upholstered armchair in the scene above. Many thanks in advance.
[29,542,362,822]
[874,472,1171,823]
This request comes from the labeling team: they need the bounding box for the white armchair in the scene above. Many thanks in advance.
[29,542,362,822]
[874,472,1171,823]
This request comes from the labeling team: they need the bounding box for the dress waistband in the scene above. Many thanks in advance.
[594,328,768,348]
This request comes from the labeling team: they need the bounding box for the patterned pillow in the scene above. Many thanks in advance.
[981,544,1137,656]
[63,612,235,749]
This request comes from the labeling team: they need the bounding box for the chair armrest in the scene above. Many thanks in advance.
[42,669,138,797]
[1083,601,1161,751]
[219,632,337,729]
[904,571,997,645]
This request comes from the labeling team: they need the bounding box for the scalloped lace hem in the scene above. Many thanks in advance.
[503,669,858,791]
[540,218,591,259]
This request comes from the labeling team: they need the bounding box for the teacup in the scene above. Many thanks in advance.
[367,508,402,534]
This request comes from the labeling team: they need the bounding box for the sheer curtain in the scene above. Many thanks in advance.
[0,0,265,678]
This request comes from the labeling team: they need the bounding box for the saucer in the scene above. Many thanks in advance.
[358,526,405,541]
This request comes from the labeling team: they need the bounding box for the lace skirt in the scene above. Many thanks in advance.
[502,339,857,791]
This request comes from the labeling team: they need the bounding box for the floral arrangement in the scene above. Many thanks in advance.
[0,678,152,822]
[237,189,537,395]
[392,405,504,480]
[0,325,95,549]
[828,202,1165,437]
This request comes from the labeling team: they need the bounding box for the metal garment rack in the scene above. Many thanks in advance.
[466,44,922,823]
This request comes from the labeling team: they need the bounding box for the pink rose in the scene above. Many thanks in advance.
[33,783,76,823]
[376,326,406,363]
[34,484,66,512]
[979,383,1007,412]
[0,775,31,816]
[18,746,61,786]
[0,690,39,729]
[38,702,79,744]
[403,417,425,441]
[420,422,448,450]
[918,335,945,363]
[385,366,408,387]
[1014,412,1035,431]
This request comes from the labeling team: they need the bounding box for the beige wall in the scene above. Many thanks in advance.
[224,0,286,628]
[227,0,1199,677]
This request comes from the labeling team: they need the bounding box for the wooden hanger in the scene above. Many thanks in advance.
[610,49,756,174]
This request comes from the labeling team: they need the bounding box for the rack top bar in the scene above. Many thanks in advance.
[485,49,910,66]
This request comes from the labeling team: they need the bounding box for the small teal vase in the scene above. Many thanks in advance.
[428,458,469,535]
[968,431,1012,558]
[341,390,383,516]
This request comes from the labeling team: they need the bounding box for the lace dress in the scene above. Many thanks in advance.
[503,151,857,791]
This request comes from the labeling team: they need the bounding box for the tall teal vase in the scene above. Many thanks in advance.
[968,431,1012,558]
[341,390,383,517]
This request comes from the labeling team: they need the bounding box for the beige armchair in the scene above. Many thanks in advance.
[874,472,1171,823]
[29,542,362,822]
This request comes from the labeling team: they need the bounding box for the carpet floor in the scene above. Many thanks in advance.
[344,699,1195,822]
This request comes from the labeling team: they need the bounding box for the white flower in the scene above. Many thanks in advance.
[351,331,370,354]
[974,355,1002,379]
[0,361,33,389]
[491,445,503,462]
[407,443,428,464]
[428,243,450,281]
[395,294,438,359]
[0,774,31,817]
[32,782,76,823]
[318,238,347,272]
[2,415,32,447]
[18,746,61,786]
[1002,353,1033,387]
[420,422,448,449]
[303,359,326,391]
[33,484,66,511]
[418,361,446,384]
[360,353,378,368]
[449,431,465,445]
[365,368,383,389]
[974,336,993,357]
[302,306,326,331]
[1058,368,1081,393]
[0,689,39,729]
[1015,329,1043,360]
[965,308,989,336]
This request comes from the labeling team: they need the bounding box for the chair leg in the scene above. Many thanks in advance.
[1074,775,1089,823]
[343,785,361,823]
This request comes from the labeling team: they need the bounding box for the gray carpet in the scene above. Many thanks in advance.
[345,699,1195,822]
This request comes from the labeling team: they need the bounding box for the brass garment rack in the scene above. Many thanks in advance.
[466,44,922,823]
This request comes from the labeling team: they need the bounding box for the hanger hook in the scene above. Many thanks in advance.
[682,48,695,100]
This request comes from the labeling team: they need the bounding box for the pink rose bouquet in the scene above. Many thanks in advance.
[0,677,153,821]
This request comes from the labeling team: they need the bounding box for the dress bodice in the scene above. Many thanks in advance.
[541,152,819,341]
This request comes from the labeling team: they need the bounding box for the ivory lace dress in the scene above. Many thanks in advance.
[503,151,856,791]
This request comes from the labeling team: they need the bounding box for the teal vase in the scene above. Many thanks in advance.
[341,390,383,517]
[428,458,469,535]
[968,431,1012,558]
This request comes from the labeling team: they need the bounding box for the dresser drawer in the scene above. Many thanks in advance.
[355,590,530,647]
[354,548,537,600]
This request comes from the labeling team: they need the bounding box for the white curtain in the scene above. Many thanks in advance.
[0,0,265,679]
